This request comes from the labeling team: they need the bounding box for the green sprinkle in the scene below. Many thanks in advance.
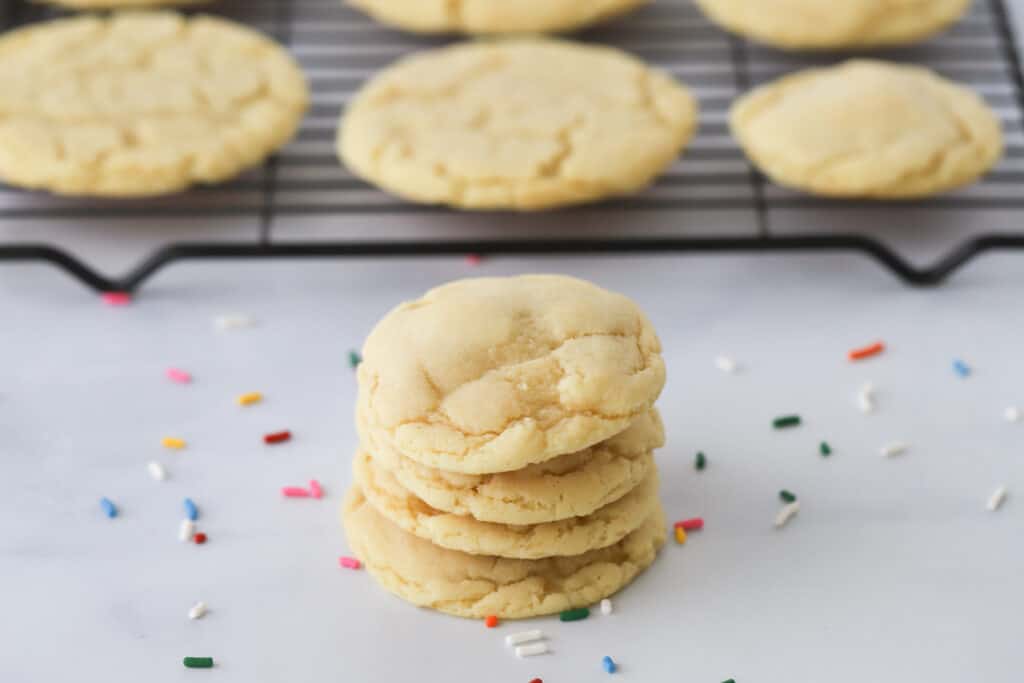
[722,680,736,683]
[819,441,832,456]
[779,490,797,503]
[559,607,590,622]
[772,415,801,429]
[695,451,707,471]
[348,351,362,369]
[183,657,214,669]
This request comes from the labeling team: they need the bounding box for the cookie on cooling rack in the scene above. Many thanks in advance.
[730,60,1003,198]
[0,12,309,197]
[346,0,648,35]
[695,0,972,50]
[337,38,697,211]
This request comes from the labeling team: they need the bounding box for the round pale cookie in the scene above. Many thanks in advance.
[368,409,664,525]
[337,38,697,210]
[0,12,309,197]
[730,60,1003,198]
[355,449,660,559]
[346,0,647,35]
[357,275,665,475]
[342,485,667,618]
[694,0,971,50]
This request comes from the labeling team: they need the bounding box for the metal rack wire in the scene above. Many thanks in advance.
[1,0,1023,291]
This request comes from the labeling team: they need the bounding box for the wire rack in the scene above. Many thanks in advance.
[1,0,1024,291]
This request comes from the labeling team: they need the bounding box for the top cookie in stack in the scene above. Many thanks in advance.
[343,275,669,619]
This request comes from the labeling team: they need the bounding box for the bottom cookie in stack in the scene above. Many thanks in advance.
[342,486,667,619]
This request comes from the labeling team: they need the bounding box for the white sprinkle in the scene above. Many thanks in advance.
[147,461,167,481]
[987,485,1008,512]
[188,602,207,620]
[214,314,256,331]
[714,355,738,374]
[515,642,549,658]
[505,630,543,647]
[880,441,909,457]
[1004,406,1021,423]
[179,519,195,542]
[600,598,613,616]
[857,382,875,414]
[774,501,800,528]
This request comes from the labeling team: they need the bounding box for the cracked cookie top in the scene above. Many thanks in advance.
[346,0,647,35]
[337,38,697,210]
[356,275,666,474]
[695,0,971,50]
[730,60,1002,198]
[0,12,308,196]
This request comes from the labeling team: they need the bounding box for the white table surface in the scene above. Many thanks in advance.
[3,4,1024,683]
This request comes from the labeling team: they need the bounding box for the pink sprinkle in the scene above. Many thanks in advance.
[464,254,483,266]
[166,368,192,384]
[281,486,310,498]
[339,556,361,570]
[101,292,131,306]
[675,518,704,531]
[309,480,323,499]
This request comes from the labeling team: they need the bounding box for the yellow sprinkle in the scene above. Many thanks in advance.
[162,437,186,450]
[674,526,687,545]
[237,392,263,406]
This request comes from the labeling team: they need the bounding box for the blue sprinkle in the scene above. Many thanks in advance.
[100,498,118,519]
[953,359,971,378]
[602,656,616,674]
[183,498,199,521]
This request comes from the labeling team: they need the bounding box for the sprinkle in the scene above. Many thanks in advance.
[857,382,875,414]
[162,437,186,450]
[1004,406,1020,422]
[465,253,483,266]
[600,598,612,616]
[282,486,310,498]
[339,556,361,570]
[529,679,543,683]
[100,497,117,518]
[880,441,909,458]
[675,518,704,531]
[264,430,291,445]
[515,643,549,658]
[779,490,797,503]
[166,368,192,384]
[819,441,832,456]
[848,341,884,361]
[987,485,1008,512]
[348,351,362,369]
[695,452,707,471]
[215,314,255,330]
[602,656,616,674]
[774,501,800,528]
[183,657,214,669]
[773,415,801,429]
[309,480,323,499]
[236,391,262,406]
[188,602,207,620]
[953,359,971,377]
[674,526,687,544]
[179,519,195,542]
[722,680,736,683]
[183,498,199,521]
[101,292,131,307]
[506,630,543,647]
[147,461,167,481]
[193,532,207,545]
[715,355,738,373]
[485,615,499,628]
[559,607,589,622]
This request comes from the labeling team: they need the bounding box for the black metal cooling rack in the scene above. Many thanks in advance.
[1,0,1023,291]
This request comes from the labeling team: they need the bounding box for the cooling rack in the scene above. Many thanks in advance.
[1,0,1023,291]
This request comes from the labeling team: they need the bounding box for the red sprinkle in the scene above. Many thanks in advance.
[484,615,499,628]
[281,486,310,498]
[264,430,291,445]
[193,532,208,545]
[848,341,885,361]
[101,292,131,307]
[309,480,323,499]
[339,556,361,570]
[675,518,704,531]
[465,254,483,266]
[529,679,543,683]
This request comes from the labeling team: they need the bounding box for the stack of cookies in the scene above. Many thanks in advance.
[342,275,668,619]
